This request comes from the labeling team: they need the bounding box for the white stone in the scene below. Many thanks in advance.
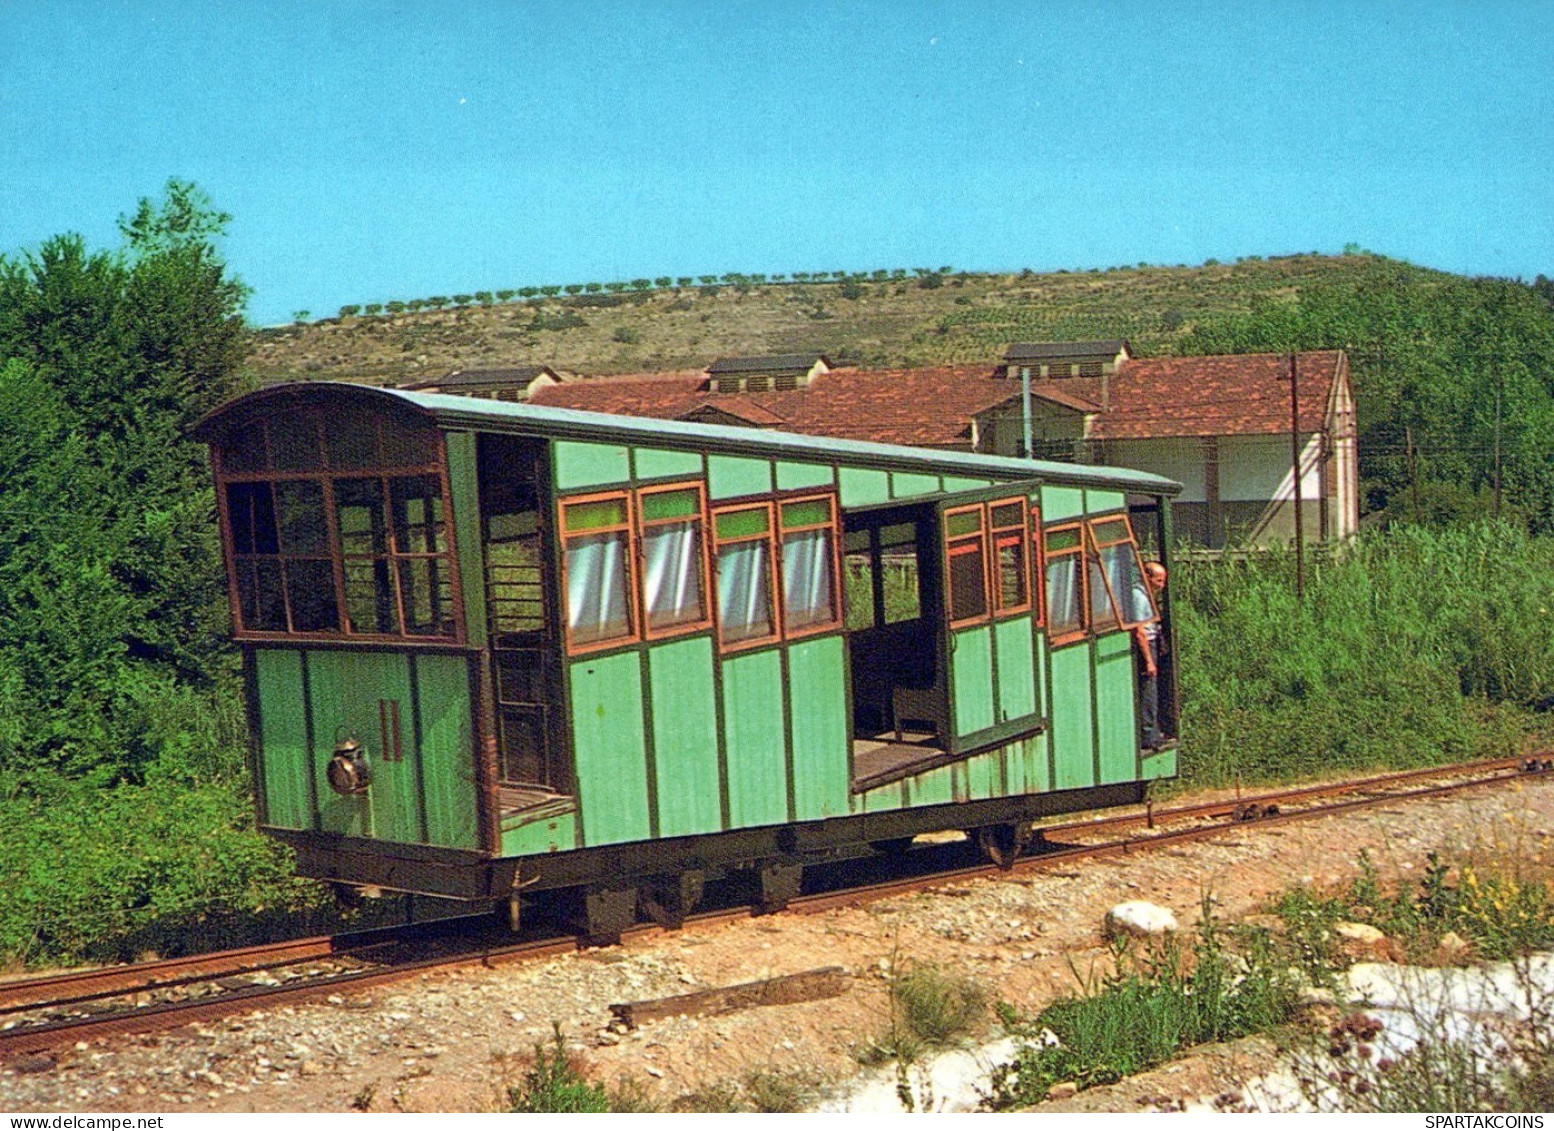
[1103,901,1179,938]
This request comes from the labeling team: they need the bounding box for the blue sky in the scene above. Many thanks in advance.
[2,1,1551,326]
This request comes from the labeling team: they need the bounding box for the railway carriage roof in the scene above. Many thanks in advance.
[193,382,1181,496]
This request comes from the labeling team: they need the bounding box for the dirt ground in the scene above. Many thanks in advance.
[3,773,1551,1113]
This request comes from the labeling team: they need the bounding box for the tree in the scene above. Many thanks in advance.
[0,180,249,780]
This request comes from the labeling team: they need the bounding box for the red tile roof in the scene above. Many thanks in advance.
[529,350,1348,447]
[1090,351,1346,439]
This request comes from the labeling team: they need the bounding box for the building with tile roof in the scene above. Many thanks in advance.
[447,344,1357,548]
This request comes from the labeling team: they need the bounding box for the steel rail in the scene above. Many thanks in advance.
[2,753,1547,1060]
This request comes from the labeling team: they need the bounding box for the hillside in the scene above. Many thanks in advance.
[246,254,1444,385]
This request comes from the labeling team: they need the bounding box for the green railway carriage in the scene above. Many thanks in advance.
[194,382,1182,934]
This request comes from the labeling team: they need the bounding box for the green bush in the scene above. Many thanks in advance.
[0,771,339,967]
[989,907,1303,1107]
[1174,523,1554,788]
[507,1027,610,1113]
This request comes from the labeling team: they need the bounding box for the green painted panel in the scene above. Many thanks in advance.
[1006,733,1051,796]
[554,440,630,491]
[1042,485,1085,521]
[569,651,652,844]
[708,454,773,499]
[838,467,890,507]
[910,765,954,806]
[306,651,415,841]
[648,637,723,837]
[1141,748,1177,781]
[721,650,789,827]
[1050,643,1095,790]
[776,461,834,491]
[501,810,577,856]
[994,616,1037,723]
[414,654,480,849]
[890,472,941,499]
[965,749,1000,801]
[254,650,312,830]
[443,432,485,649]
[634,446,703,481]
[1095,631,1139,784]
[787,636,850,820]
[860,778,907,813]
[942,476,992,493]
[1085,489,1126,515]
[950,625,995,736]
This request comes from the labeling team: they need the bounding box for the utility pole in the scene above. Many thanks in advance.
[1021,365,1033,459]
[1289,351,1304,601]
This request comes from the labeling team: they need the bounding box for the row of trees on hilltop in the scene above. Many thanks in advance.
[322,267,959,322]
[0,180,249,783]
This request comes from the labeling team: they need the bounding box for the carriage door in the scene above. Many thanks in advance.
[477,435,570,798]
[935,482,1046,756]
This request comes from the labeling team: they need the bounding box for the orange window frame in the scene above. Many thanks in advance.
[558,490,640,655]
[216,445,464,645]
[1043,521,1089,647]
[989,497,1033,618]
[1088,513,1155,630]
[711,500,782,652]
[943,496,1031,630]
[634,481,714,641]
[1026,501,1046,628]
[777,493,844,640]
[943,502,991,629]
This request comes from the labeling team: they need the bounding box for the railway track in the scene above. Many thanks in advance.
[3,753,1548,1062]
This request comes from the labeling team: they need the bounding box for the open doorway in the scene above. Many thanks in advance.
[477,434,572,816]
[842,502,948,789]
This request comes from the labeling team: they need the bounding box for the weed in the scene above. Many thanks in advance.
[1291,958,1554,1113]
[859,955,987,1066]
[743,1069,818,1113]
[988,900,1304,1108]
[669,1071,818,1113]
[1268,849,1554,964]
[671,1082,743,1112]
[506,1025,610,1114]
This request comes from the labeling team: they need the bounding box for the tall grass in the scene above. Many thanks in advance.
[1173,522,1554,787]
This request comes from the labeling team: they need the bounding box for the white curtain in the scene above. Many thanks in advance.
[718,540,773,642]
[566,531,629,643]
[782,529,834,629]
[1047,558,1083,634]
[643,520,704,630]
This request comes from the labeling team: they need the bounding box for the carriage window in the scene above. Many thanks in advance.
[1026,502,1046,627]
[638,484,710,636]
[990,499,1031,616]
[1090,515,1154,629]
[780,496,840,635]
[714,504,777,648]
[944,498,1031,628]
[944,505,989,626]
[560,494,636,650]
[214,407,458,642]
[1044,524,1087,644]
